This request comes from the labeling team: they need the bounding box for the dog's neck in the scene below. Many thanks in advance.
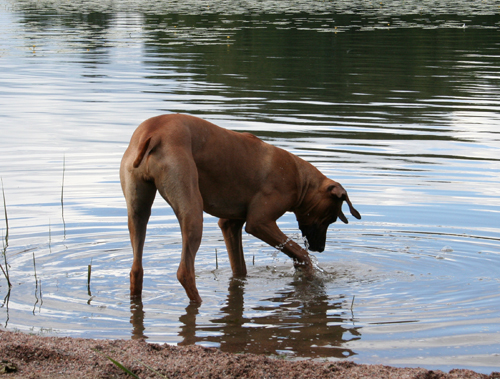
[290,158,326,218]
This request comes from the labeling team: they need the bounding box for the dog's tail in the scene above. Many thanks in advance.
[133,136,154,168]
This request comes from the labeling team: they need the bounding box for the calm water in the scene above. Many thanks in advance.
[1,0,500,373]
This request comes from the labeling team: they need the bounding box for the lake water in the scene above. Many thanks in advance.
[1,0,500,374]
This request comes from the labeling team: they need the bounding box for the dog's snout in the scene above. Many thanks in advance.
[299,224,326,253]
[308,242,325,253]
[311,246,324,253]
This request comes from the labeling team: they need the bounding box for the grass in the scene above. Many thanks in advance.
[91,348,170,378]
[92,348,140,378]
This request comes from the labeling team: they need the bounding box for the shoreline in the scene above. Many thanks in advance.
[1,330,498,378]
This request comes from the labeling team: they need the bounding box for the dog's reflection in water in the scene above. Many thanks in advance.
[130,298,146,341]
[130,275,360,358]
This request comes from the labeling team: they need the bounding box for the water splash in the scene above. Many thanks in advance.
[274,233,332,279]
[309,254,328,275]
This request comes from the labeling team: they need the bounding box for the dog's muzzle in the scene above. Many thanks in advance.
[299,224,327,253]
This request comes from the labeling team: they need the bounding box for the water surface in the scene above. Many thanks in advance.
[1,0,500,374]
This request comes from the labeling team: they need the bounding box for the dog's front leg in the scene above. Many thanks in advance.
[245,220,313,272]
[218,218,247,277]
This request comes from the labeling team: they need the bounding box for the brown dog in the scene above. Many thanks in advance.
[120,114,361,303]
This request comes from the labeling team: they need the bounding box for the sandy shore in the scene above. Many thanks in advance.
[1,330,498,378]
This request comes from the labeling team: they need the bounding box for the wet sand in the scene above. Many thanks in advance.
[1,330,498,378]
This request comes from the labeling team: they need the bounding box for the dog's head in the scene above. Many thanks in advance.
[296,180,361,252]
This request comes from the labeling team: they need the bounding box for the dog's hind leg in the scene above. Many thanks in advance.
[175,208,203,304]
[218,218,247,277]
[121,176,157,299]
[154,153,204,304]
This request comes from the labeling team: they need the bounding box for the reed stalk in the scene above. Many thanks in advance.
[0,262,9,288]
[87,258,92,296]
[61,155,66,238]
[1,179,11,288]
[33,252,41,314]
[1,287,10,326]
[61,155,65,209]
[33,252,38,289]
[48,219,51,253]
[1,179,8,247]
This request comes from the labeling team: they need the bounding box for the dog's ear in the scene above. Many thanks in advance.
[345,194,361,220]
[338,210,349,224]
[327,183,361,221]
[327,183,346,200]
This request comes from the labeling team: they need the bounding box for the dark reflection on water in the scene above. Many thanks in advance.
[10,2,500,129]
[131,276,360,358]
[141,13,499,128]
[130,298,146,341]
